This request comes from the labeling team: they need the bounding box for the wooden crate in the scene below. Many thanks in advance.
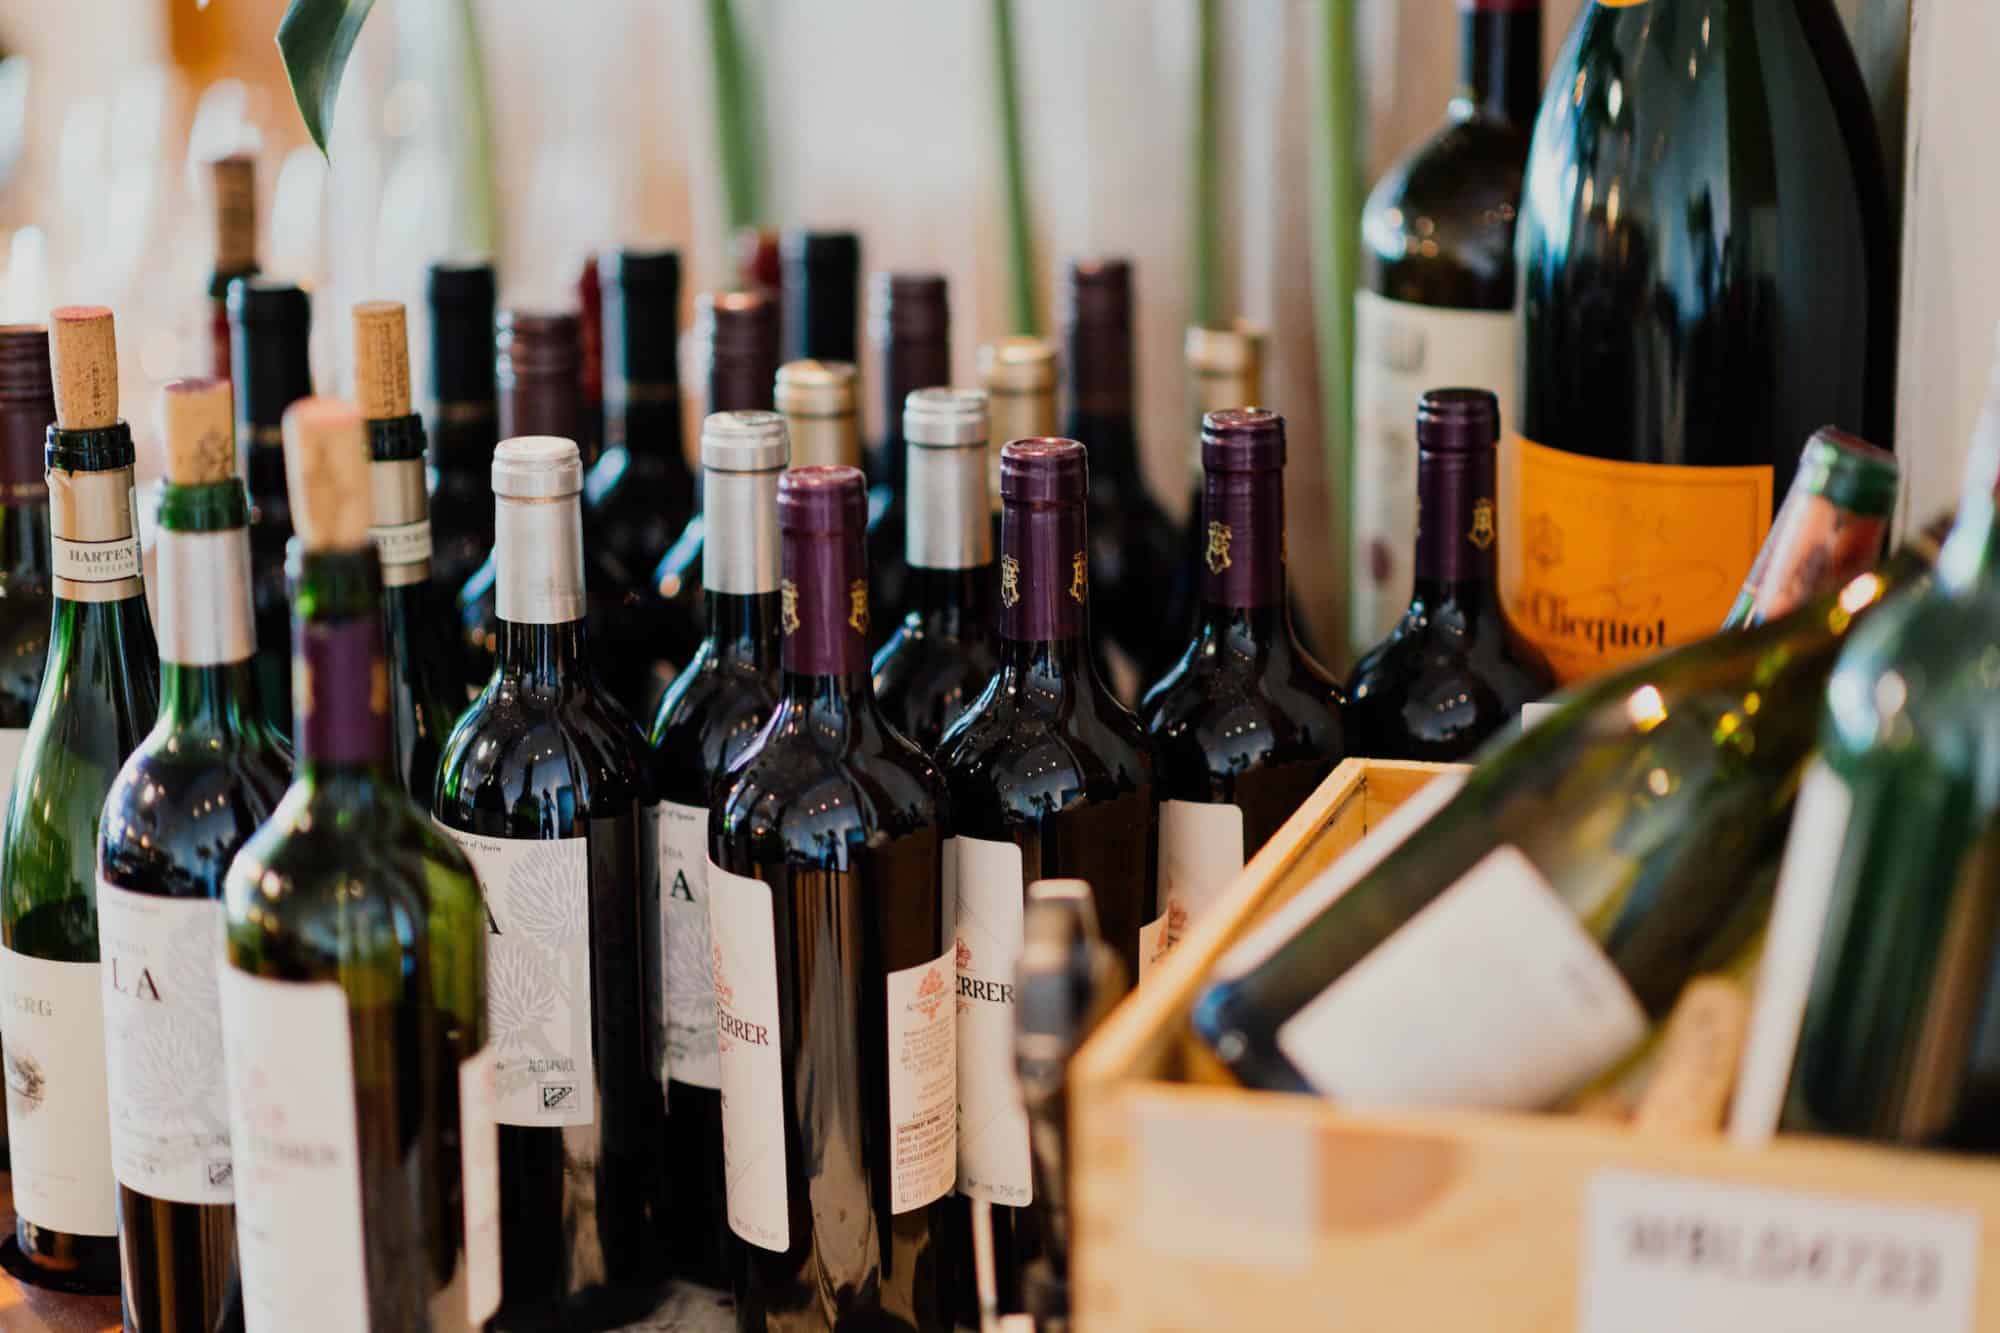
[1070,759,2000,1331]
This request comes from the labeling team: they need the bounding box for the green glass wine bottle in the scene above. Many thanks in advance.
[1730,355,2000,1152]
[219,397,496,1330]
[1193,488,1931,1110]
[1722,427,1899,631]
[0,307,159,1293]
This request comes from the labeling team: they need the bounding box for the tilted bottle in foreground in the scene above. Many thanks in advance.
[0,307,158,1293]
[709,464,954,1330]
[219,396,495,1331]
[1193,490,1932,1110]
[99,378,289,1331]
[1721,426,1900,631]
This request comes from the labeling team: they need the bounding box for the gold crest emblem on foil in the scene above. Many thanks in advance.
[848,579,870,635]
[1069,551,1088,604]
[1205,521,1233,574]
[1000,556,1021,608]
[779,579,801,635]
[1468,498,1497,552]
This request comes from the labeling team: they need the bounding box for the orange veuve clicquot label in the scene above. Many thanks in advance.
[1501,436,1772,684]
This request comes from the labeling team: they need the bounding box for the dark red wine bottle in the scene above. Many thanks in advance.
[426,260,500,606]
[780,230,861,365]
[864,273,951,649]
[1139,409,1344,971]
[227,277,311,744]
[872,388,1000,753]
[1061,259,1183,698]
[934,438,1159,1320]
[1345,389,1555,758]
[709,465,953,1329]
[646,409,788,1291]
[433,435,670,1328]
[205,155,257,383]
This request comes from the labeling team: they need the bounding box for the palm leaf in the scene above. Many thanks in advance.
[276,0,377,155]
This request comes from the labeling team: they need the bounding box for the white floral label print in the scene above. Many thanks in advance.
[97,883,233,1204]
[0,947,118,1235]
[444,829,596,1127]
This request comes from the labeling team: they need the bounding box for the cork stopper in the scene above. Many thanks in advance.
[352,300,412,420]
[50,306,118,430]
[282,396,372,552]
[212,154,257,274]
[160,378,237,485]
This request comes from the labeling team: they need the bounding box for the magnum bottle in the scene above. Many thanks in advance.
[206,155,257,383]
[427,260,501,603]
[781,230,861,365]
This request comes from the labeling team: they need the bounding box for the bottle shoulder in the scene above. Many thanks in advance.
[103,728,291,865]
[938,670,1156,821]
[437,675,654,821]
[1823,585,2000,775]
[715,706,948,858]
[1143,647,1345,786]
[651,654,781,803]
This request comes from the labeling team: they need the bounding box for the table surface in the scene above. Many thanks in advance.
[0,1178,738,1332]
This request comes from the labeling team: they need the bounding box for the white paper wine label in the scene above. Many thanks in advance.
[0,947,117,1234]
[368,518,433,569]
[658,801,720,1090]
[708,860,788,1252]
[442,828,595,1127]
[1351,291,1518,646]
[1158,799,1248,960]
[460,1043,502,1324]
[219,969,369,1333]
[96,884,232,1204]
[1137,915,1168,983]
[1579,1169,1979,1333]
[1729,762,1855,1146]
[887,946,956,1215]
[1276,845,1648,1109]
[952,835,1032,1206]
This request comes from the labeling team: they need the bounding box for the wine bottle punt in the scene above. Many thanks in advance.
[354,300,465,804]
[709,463,954,1331]
[1352,0,1541,649]
[934,437,1159,1320]
[434,434,670,1327]
[1140,409,1344,970]
[427,260,501,607]
[227,277,311,743]
[220,396,496,1332]
[780,230,861,365]
[0,309,158,1295]
[872,387,1001,753]
[1511,0,1896,683]
[1193,518,1934,1113]
[99,377,288,1332]
[775,359,861,470]
[205,155,257,384]
[647,409,788,1291]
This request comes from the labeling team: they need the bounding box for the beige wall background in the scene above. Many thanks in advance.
[0,0,1941,657]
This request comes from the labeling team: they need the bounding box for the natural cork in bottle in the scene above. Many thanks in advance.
[50,305,119,430]
[352,300,412,421]
[282,396,373,552]
[160,378,237,485]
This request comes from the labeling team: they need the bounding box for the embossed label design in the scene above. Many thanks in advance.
[0,948,118,1234]
[658,801,720,1090]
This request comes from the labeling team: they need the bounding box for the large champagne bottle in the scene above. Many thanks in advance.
[1510,0,1895,683]
[1193,510,1930,1110]
[0,309,159,1292]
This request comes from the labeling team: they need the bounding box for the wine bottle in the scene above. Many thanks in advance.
[0,326,57,830]
[427,260,500,605]
[780,230,861,364]
[873,387,1000,753]
[646,410,788,1292]
[977,336,1058,522]
[1191,525,1938,1110]
[1344,389,1555,760]
[934,438,1158,1318]
[865,273,952,649]
[1723,427,1899,630]
[98,378,288,1331]
[0,308,159,1293]
[708,463,954,1329]
[1352,0,1541,649]
[220,396,495,1332]
[205,155,257,383]
[1139,409,1343,970]
[775,359,861,469]
[434,435,670,1326]
[354,300,465,803]
[228,278,311,744]
[732,227,783,318]
[1061,259,1183,696]
[652,291,782,643]
[1512,0,1896,684]
[585,248,701,715]
[1730,374,2000,1151]
[578,256,606,466]
[1161,323,1263,656]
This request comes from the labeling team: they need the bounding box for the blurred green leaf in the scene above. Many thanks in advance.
[276,0,377,156]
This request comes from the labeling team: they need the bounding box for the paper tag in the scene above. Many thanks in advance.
[709,860,789,1252]
[887,946,956,1215]
[952,835,1033,1206]
[0,948,118,1234]
[460,1043,501,1323]
[1580,1169,1979,1333]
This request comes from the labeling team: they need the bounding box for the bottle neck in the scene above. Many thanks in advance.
[1412,445,1502,611]
[1000,497,1091,646]
[1188,368,1260,485]
[908,443,993,573]
[987,386,1056,512]
[1457,2,1543,125]
[496,491,586,625]
[160,660,268,737]
[1199,464,1286,615]
[878,336,951,487]
[499,371,580,442]
[244,437,292,525]
[498,618,590,688]
[1,500,50,578]
[293,550,389,778]
[0,395,53,512]
[49,460,145,605]
[431,400,500,478]
[1938,440,2000,594]
[709,354,777,417]
[366,428,434,588]
[707,590,783,669]
[1066,319,1141,484]
[786,409,862,470]
[704,467,782,597]
[781,524,873,682]
[156,522,258,673]
[607,384,692,478]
